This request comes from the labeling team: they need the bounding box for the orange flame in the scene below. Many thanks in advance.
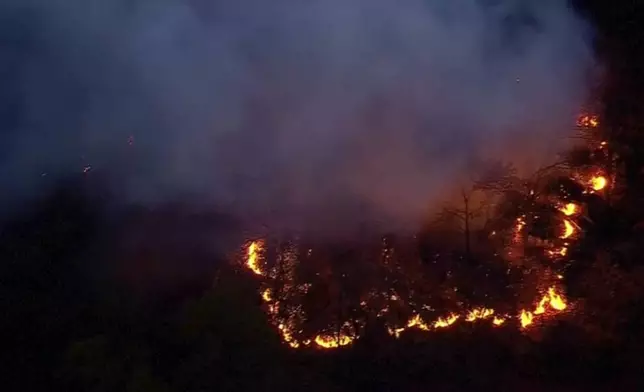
[548,247,568,257]
[434,313,459,328]
[559,203,578,216]
[314,334,353,349]
[261,288,272,302]
[465,308,495,322]
[492,317,506,326]
[278,323,301,348]
[241,239,571,348]
[534,295,548,315]
[561,220,575,239]
[590,176,607,191]
[407,314,432,331]
[548,287,567,311]
[577,114,599,128]
[520,310,533,328]
[513,215,526,242]
[246,241,264,275]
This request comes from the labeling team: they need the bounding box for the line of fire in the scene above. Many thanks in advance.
[237,113,609,350]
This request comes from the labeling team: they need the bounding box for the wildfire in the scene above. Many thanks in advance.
[246,241,264,275]
[236,112,591,348]
[237,116,593,351]
[513,215,526,242]
[534,296,548,315]
[242,239,573,348]
[521,286,569,328]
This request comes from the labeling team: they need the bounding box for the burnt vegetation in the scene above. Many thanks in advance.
[4,2,644,391]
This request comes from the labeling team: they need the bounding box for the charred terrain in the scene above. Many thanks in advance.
[3,0,644,391]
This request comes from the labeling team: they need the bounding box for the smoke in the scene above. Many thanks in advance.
[0,0,593,235]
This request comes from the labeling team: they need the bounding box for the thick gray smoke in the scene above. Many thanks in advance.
[0,0,593,234]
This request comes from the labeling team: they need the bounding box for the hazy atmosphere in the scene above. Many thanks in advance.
[0,0,593,233]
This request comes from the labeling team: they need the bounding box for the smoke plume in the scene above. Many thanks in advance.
[0,0,593,235]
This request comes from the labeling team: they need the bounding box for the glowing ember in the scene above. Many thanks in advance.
[559,203,578,216]
[590,176,607,191]
[561,220,575,239]
[246,241,264,275]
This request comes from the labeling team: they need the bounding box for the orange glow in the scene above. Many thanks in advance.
[246,241,264,275]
